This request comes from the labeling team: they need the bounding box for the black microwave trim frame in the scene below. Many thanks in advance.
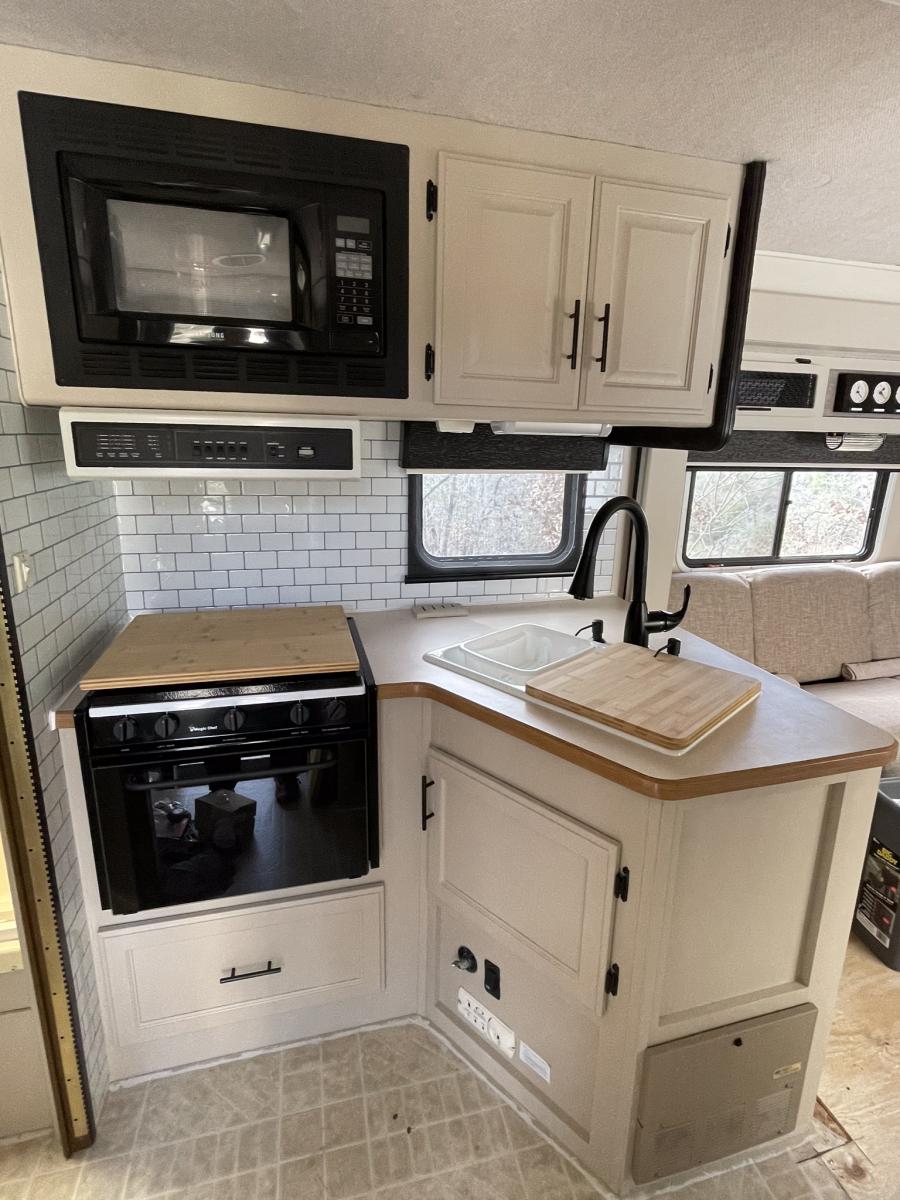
[18,91,409,398]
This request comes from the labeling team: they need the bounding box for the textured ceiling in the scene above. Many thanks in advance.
[1,0,899,263]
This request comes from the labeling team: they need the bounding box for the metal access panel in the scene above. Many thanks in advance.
[632,1002,817,1184]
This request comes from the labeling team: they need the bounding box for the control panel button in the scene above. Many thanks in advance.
[222,707,246,733]
[154,713,179,740]
[113,717,138,743]
[290,702,310,726]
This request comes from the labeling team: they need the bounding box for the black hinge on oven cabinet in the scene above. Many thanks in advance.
[424,343,435,381]
[614,866,630,902]
[421,775,435,831]
[724,223,732,257]
[426,180,438,221]
[604,963,620,997]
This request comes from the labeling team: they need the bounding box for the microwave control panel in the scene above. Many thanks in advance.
[330,211,382,355]
[62,415,360,479]
[833,373,900,415]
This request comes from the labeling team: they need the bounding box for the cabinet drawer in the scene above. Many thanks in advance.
[101,886,383,1044]
[426,750,619,1008]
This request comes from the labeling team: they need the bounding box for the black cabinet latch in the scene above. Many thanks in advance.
[421,776,435,831]
[426,180,438,221]
[604,963,620,997]
[614,866,630,902]
[424,343,435,381]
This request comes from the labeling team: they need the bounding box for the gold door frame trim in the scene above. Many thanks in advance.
[0,577,92,1152]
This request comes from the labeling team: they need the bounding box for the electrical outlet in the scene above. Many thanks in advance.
[12,553,33,594]
[413,602,469,619]
[457,987,515,1059]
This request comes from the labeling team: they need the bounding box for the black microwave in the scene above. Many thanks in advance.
[18,92,409,398]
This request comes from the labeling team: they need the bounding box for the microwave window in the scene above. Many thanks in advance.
[106,200,294,322]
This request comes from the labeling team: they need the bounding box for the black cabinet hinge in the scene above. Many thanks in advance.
[604,963,620,997]
[724,223,732,257]
[426,179,438,221]
[421,775,435,831]
[614,866,630,902]
[424,343,435,381]
[707,363,715,392]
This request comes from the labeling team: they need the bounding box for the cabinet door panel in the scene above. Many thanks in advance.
[584,182,730,425]
[426,748,619,1008]
[436,154,594,409]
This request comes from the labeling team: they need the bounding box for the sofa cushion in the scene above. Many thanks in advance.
[862,562,900,660]
[804,678,900,764]
[747,565,871,683]
[669,571,754,663]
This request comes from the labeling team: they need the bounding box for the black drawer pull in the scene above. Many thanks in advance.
[220,960,282,984]
[595,302,611,371]
[564,298,582,370]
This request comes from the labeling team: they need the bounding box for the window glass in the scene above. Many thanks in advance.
[420,473,568,559]
[684,470,783,562]
[683,467,886,567]
[780,471,878,558]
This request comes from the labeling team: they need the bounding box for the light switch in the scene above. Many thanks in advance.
[12,553,33,594]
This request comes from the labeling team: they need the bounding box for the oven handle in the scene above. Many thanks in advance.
[124,754,338,792]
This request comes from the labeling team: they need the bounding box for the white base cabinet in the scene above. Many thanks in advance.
[100,886,384,1047]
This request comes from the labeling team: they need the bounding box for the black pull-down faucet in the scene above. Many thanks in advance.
[568,496,691,648]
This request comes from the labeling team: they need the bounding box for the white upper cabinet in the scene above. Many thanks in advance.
[582,182,731,424]
[434,154,595,410]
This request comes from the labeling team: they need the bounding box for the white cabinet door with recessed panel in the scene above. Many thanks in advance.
[426,748,619,1010]
[583,182,730,425]
[435,154,594,410]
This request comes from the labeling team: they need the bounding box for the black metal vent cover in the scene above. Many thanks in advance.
[19,91,408,399]
[736,371,816,410]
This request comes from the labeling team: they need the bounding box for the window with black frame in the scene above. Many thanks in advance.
[682,467,888,567]
[406,471,587,583]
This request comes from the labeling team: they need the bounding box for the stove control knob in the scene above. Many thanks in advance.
[112,717,138,743]
[154,713,179,740]
[290,702,310,726]
[323,698,348,725]
[223,707,246,733]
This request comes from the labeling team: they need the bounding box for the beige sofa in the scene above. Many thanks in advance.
[669,562,900,763]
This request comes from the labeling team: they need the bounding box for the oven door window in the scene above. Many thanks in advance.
[116,740,369,911]
[106,200,295,322]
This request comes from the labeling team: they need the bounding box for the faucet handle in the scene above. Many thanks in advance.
[646,584,691,635]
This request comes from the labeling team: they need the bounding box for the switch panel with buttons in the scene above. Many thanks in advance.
[456,988,516,1059]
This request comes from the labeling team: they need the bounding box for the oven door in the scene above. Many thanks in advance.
[86,735,370,915]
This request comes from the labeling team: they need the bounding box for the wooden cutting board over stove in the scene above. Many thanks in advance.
[525,642,761,751]
[80,605,359,690]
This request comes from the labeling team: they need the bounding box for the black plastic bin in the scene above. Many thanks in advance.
[853,777,900,970]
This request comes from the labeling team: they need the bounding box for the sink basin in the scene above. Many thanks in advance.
[425,623,592,694]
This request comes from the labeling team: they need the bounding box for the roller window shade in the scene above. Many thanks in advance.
[689,430,900,467]
[400,423,609,472]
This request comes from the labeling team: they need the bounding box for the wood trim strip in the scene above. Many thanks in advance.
[377,681,895,800]
[0,574,93,1152]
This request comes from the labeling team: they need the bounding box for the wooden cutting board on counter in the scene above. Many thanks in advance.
[80,606,358,690]
[525,643,761,751]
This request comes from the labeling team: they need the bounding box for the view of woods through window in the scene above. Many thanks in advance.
[420,473,569,559]
[684,468,882,564]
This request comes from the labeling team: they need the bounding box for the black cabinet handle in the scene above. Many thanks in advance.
[564,298,582,370]
[595,302,611,370]
[220,960,282,984]
[421,776,435,831]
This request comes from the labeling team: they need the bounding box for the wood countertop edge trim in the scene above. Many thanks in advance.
[376,681,897,800]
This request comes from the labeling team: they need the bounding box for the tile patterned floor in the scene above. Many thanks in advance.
[0,1022,869,1199]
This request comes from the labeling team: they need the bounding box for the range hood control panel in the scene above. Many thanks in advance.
[833,373,900,415]
[60,411,360,479]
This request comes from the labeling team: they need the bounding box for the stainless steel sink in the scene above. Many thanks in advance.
[424,623,593,695]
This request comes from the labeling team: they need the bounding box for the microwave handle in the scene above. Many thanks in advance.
[124,754,337,793]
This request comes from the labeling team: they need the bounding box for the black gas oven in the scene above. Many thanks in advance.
[19,92,408,398]
[75,635,378,916]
